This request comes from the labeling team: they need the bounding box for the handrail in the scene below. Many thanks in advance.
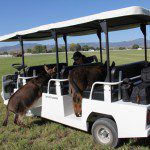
[47,78,68,93]
[17,76,37,89]
[18,76,37,80]
[89,75,141,100]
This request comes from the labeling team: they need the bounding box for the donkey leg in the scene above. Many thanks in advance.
[3,109,10,126]
[14,113,19,125]
[17,114,26,127]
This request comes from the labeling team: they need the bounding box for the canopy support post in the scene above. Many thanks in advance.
[99,20,110,82]
[18,36,26,77]
[63,35,68,66]
[97,29,102,63]
[140,24,147,62]
[51,30,60,78]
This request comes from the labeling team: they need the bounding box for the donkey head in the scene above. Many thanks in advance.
[73,92,82,117]
[44,65,57,79]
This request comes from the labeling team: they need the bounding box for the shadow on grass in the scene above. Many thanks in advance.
[118,137,150,148]
[31,118,51,126]
[129,137,150,148]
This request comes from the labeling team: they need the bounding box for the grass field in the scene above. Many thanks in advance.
[0,50,150,150]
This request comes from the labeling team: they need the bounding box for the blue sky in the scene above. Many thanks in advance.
[0,0,150,47]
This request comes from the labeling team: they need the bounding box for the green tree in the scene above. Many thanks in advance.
[61,46,66,52]
[3,51,8,55]
[119,47,126,50]
[32,45,41,53]
[52,46,62,52]
[89,46,95,50]
[82,45,89,51]
[69,43,76,51]
[132,44,139,49]
[32,45,47,53]
[52,46,56,52]
[26,48,32,53]
[76,44,81,51]
[42,45,47,53]
[95,47,100,51]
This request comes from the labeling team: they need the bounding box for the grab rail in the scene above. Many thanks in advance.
[47,78,68,94]
[89,75,141,100]
[17,76,37,89]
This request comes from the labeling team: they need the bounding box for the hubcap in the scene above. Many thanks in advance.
[98,128,111,144]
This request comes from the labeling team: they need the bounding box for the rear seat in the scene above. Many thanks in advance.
[111,61,147,82]
[26,63,67,77]
[42,82,69,95]
[26,63,68,95]
[83,61,147,101]
[62,62,104,79]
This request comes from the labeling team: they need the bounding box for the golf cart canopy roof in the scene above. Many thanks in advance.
[1,6,150,42]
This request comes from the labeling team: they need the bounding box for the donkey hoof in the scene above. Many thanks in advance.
[2,121,8,126]
[75,113,82,117]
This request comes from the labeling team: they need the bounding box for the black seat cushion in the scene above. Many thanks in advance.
[111,61,148,82]
[62,62,104,79]
[81,61,149,101]
[26,63,67,77]
[83,87,118,101]
[42,83,69,95]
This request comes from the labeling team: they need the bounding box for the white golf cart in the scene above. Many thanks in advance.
[1,6,150,148]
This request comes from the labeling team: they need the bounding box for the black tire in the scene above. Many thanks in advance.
[92,118,119,148]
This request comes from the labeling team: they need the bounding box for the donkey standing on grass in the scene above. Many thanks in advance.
[3,65,56,127]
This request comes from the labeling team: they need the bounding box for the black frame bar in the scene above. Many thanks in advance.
[18,36,26,76]
[63,35,68,66]
[99,20,110,82]
[51,30,60,78]
[140,24,147,62]
[97,29,103,63]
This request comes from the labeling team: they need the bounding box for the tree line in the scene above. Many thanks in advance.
[26,44,98,53]
[0,43,143,55]
[26,44,142,53]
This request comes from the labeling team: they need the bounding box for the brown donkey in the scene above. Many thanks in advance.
[3,65,56,127]
[69,62,115,117]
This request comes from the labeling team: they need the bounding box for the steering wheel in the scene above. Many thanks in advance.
[12,63,27,72]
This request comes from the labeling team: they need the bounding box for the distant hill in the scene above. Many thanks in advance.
[0,43,39,52]
[79,38,150,48]
[0,38,149,52]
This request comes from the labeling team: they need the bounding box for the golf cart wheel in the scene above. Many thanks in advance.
[92,118,119,148]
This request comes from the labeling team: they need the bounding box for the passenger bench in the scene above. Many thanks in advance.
[83,61,147,101]
[26,63,67,77]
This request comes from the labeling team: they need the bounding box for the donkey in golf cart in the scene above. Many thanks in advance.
[68,61,115,117]
[3,65,56,127]
[1,61,67,105]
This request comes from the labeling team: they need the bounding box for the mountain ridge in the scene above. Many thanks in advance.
[0,38,149,52]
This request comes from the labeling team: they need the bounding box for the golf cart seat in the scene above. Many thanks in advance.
[12,63,27,72]
[83,61,148,101]
[42,83,69,95]
[111,61,147,82]
[26,63,67,77]
[61,62,104,79]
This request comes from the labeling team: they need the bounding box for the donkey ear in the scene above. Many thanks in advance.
[104,60,107,66]
[53,66,56,72]
[44,65,49,73]
[111,61,115,67]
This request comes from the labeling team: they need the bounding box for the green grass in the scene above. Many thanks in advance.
[0,50,150,150]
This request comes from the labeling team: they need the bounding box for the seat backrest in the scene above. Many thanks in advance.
[26,63,67,77]
[62,62,104,78]
[111,61,147,82]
